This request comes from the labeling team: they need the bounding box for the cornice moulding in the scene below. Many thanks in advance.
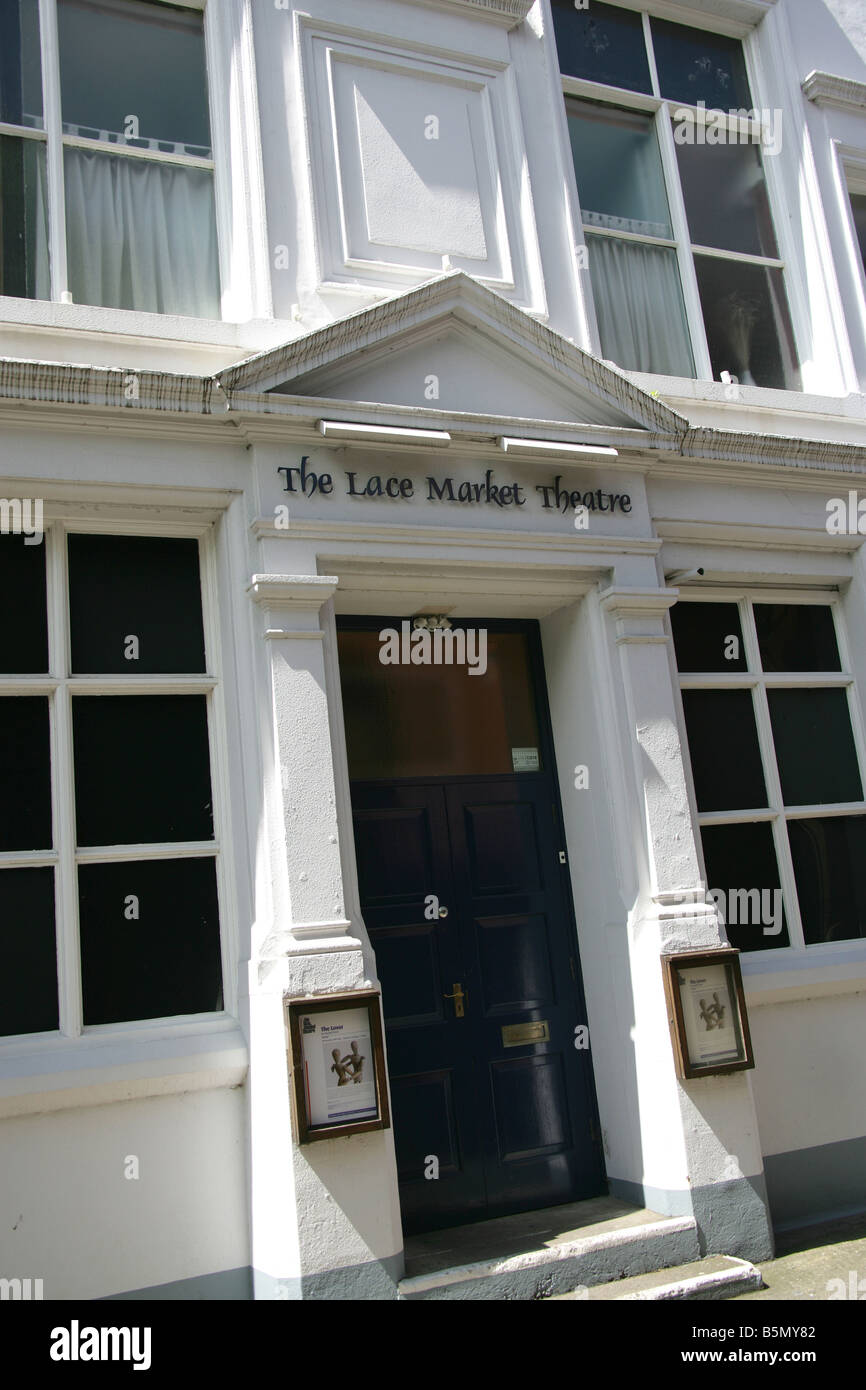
[802,71,866,114]
[0,358,224,414]
[598,585,680,617]
[400,0,534,27]
[247,574,339,609]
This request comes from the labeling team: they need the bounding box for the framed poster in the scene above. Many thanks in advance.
[284,991,391,1143]
[661,948,755,1079]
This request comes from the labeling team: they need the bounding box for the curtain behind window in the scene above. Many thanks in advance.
[586,234,694,378]
[64,147,219,318]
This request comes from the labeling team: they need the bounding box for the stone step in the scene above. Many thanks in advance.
[552,1254,763,1301]
[398,1196,700,1300]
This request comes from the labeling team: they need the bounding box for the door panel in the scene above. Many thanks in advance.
[351,783,488,1232]
[445,779,602,1216]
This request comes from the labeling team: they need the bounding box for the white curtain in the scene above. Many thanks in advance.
[64,147,220,318]
[29,139,51,300]
[587,234,694,378]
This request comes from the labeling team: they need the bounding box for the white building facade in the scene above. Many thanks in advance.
[1,0,865,1300]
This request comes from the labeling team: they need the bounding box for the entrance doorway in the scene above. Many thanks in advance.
[337,618,606,1235]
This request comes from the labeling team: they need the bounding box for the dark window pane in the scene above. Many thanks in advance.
[551,0,652,93]
[64,148,220,317]
[0,697,51,850]
[701,821,788,951]
[567,100,672,237]
[338,627,541,779]
[695,256,801,391]
[0,532,48,673]
[0,867,57,1035]
[0,134,49,299]
[651,17,753,109]
[767,689,862,806]
[73,695,214,845]
[58,0,210,153]
[671,602,747,673]
[0,0,42,128]
[676,142,777,258]
[585,235,694,377]
[754,605,841,673]
[69,534,206,674]
[681,689,767,811]
[79,857,222,1024]
[851,192,866,272]
[788,816,866,945]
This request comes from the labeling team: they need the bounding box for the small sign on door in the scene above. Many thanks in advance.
[512,747,540,772]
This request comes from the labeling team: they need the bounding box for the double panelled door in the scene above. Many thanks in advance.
[337,618,606,1234]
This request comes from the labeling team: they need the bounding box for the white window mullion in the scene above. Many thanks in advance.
[642,11,660,100]
[49,524,83,1036]
[654,103,713,381]
[38,0,69,303]
[743,603,807,950]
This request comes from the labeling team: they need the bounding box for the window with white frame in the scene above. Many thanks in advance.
[844,169,866,280]
[671,598,866,953]
[0,528,224,1039]
[551,0,801,390]
[0,0,219,317]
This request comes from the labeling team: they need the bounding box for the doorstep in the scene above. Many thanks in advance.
[552,1254,763,1301]
[398,1195,700,1300]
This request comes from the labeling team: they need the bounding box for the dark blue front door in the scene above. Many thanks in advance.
[339,621,606,1234]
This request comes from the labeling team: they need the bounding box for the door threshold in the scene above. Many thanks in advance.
[399,1195,699,1300]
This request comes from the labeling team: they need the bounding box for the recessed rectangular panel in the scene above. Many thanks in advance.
[370,922,443,1027]
[390,1070,461,1181]
[464,802,541,895]
[353,808,433,902]
[490,1053,571,1163]
[352,68,486,260]
[0,867,57,1036]
[477,913,554,1015]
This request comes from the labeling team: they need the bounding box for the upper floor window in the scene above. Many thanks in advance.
[0,0,219,318]
[552,1,801,390]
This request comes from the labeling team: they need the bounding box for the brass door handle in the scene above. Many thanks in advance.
[443,982,466,1018]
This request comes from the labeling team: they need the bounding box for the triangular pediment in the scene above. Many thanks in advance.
[219,273,686,437]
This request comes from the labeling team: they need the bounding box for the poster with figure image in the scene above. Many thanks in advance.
[300,1007,378,1127]
[678,962,742,1067]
